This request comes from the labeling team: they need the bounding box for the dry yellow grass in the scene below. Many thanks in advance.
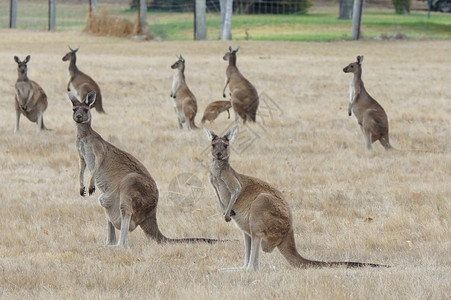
[0,29,450,299]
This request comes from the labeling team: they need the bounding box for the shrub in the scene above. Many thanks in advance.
[392,0,411,14]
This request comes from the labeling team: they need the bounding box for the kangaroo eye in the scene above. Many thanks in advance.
[83,109,89,113]
[224,145,228,149]
[212,144,216,148]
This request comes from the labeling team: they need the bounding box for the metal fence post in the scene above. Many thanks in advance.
[352,0,364,40]
[49,0,56,31]
[10,0,17,28]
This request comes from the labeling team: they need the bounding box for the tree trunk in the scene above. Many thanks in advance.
[138,0,148,35]
[195,0,207,40]
[339,0,354,20]
[221,0,233,40]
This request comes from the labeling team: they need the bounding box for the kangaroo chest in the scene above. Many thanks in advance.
[15,81,32,102]
[77,137,109,192]
[209,172,232,212]
[349,80,362,123]
[77,139,96,172]
[172,72,182,96]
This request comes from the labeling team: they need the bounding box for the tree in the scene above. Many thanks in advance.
[220,0,233,40]
[195,0,207,40]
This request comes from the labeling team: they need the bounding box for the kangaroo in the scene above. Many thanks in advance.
[204,126,387,271]
[13,55,48,133]
[222,46,259,123]
[201,100,232,124]
[63,47,105,113]
[170,55,198,130]
[69,91,216,248]
[343,56,392,150]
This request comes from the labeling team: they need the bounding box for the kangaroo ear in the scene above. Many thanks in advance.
[24,55,30,63]
[224,126,238,142]
[235,46,240,53]
[357,56,364,64]
[68,92,80,106]
[228,46,232,52]
[85,91,96,107]
[14,56,20,64]
[204,127,217,141]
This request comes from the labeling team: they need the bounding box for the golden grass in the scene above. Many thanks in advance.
[0,29,450,298]
[85,8,152,39]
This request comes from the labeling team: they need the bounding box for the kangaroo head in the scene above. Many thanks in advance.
[14,55,30,75]
[204,126,238,161]
[343,55,364,73]
[171,54,185,70]
[223,46,240,62]
[62,46,79,62]
[69,91,96,124]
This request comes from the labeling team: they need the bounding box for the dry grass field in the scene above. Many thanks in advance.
[0,29,450,299]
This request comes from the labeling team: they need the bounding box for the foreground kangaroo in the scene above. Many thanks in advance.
[14,55,48,133]
[223,46,259,123]
[63,47,105,113]
[343,56,392,150]
[170,55,198,130]
[69,92,216,248]
[201,100,232,124]
[205,126,386,271]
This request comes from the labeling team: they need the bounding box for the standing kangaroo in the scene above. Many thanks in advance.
[343,56,392,150]
[14,55,48,133]
[170,55,198,130]
[63,47,105,113]
[204,126,387,271]
[69,92,216,248]
[223,46,259,123]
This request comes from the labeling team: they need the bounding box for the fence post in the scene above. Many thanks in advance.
[351,0,364,40]
[195,0,207,40]
[10,0,17,28]
[49,0,56,31]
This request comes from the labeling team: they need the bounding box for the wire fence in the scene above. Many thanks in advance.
[1,0,447,41]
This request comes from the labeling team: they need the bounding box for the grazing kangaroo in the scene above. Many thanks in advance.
[170,55,198,130]
[201,100,232,124]
[343,56,392,150]
[222,46,259,123]
[63,47,105,113]
[204,126,387,271]
[13,55,48,133]
[69,91,216,248]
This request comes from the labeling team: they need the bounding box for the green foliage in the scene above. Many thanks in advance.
[287,0,313,14]
[392,0,411,14]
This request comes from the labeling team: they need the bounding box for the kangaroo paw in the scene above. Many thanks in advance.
[89,186,95,195]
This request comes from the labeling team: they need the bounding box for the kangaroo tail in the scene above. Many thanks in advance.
[278,230,389,268]
[139,212,218,244]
